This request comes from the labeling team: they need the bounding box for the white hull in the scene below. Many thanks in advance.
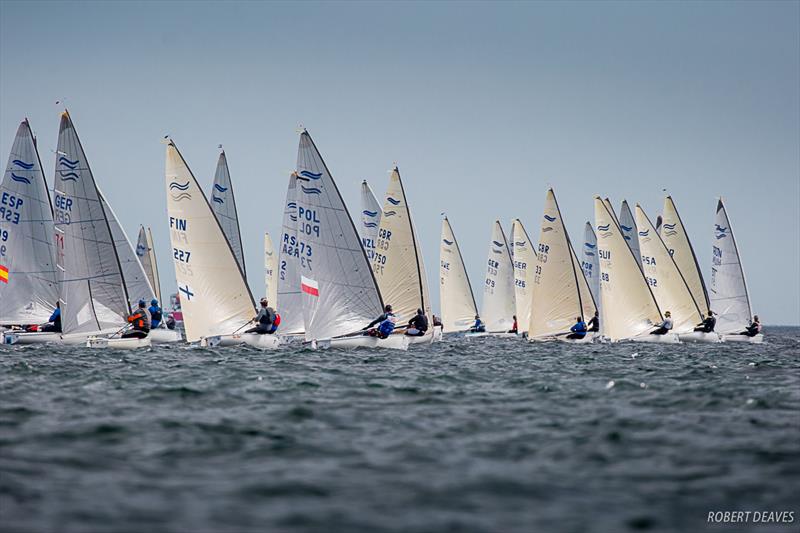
[60,329,122,346]
[318,334,409,351]
[406,326,443,345]
[240,333,281,350]
[150,328,183,344]
[679,331,723,344]
[722,333,763,344]
[86,336,152,349]
[627,333,682,344]
[466,331,518,339]
[556,332,598,344]
[3,331,63,345]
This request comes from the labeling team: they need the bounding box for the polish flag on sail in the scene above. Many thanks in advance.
[301,276,319,296]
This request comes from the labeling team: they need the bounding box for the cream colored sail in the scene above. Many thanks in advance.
[594,197,662,340]
[165,140,256,342]
[529,189,596,338]
[480,220,515,332]
[264,232,278,307]
[660,196,710,315]
[509,219,535,332]
[439,216,477,332]
[372,167,430,322]
[635,205,703,333]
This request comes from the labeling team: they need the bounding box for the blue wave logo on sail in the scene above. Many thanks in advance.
[212,195,224,204]
[213,183,228,193]
[136,244,146,256]
[442,239,454,246]
[169,181,190,191]
[289,215,298,222]
[584,242,596,249]
[363,221,378,228]
[287,202,297,210]
[59,170,79,181]
[10,173,31,184]
[597,224,611,232]
[638,229,649,237]
[171,192,192,202]
[386,197,401,206]
[662,223,676,230]
[58,156,79,169]
[492,240,504,248]
[620,224,633,232]
[383,210,397,217]
[514,241,526,247]
[543,214,557,222]
[299,170,322,180]
[585,251,595,256]
[362,210,379,218]
[715,224,729,239]
[12,159,34,170]
[542,227,553,233]
[301,185,321,195]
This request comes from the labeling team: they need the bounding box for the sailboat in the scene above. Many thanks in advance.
[360,180,381,262]
[439,215,478,333]
[164,138,278,349]
[276,173,304,335]
[528,189,597,342]
[294,130,407,350]
[209,150,246,277]
[619,200,642,271]
[594,197,671,342]
[509,219,535,335]
[635,204,705,338]
[581,222,601,317]
[264,232,278,308]
[371,167,438,344]
[478,220,516,334]
[708,198,762,343]
[1,119,59,344]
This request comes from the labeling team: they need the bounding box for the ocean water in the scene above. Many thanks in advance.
[1,328,798,533]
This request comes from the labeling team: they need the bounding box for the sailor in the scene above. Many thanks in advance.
[365,305,394,330]
[694,311,716,333]
[508,315,518,334]
[148,299,163,329]
[406,308,429,337]
[470,314,486,333]
[587,311,600,332]
[650,311,673,335]
[40,302,62,333]
[123,300,151,339]
[740,315,762,337]
[365,305,396,338]
[566,316,587,340]
[432,315,443,328]
[246,298,277,334]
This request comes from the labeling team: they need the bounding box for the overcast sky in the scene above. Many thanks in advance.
[2,1,798,323]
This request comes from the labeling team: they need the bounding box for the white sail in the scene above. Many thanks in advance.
[100,191,155,307]
[480,220,515,332]
[439,216,477,332]
[53,111,129,334]
[0,119,58,324]
[372,167,430,322]
[360,180,381,262]
[529,189,596,338]
[635,204,703,333]
[209,151,246,277]
[709,199,752,333]
[165,140,256,342]
[604,198,620,224]
[594,197,662,341]
[276,173,304,334]
[661,196,710,315]
[619,200,642,270]
[509,219,535,332]
[581,222,601,317]
[264,232,278,307]
[136,226,162,304]
[294,131,383,341]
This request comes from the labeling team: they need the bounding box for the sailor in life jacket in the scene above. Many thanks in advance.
[246,298,278,334]
[123,300,152,339]
[148,299,163,329]
[365,304,396,338]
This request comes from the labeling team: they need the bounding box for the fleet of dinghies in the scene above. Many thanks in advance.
[1,112,764,348]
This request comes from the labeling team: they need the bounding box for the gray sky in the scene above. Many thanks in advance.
[2,1,798,323]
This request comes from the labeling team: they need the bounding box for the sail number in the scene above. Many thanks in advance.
[487,259,499,276]
[297,207,320,237]
[641,255,657,266]
[645,276,658,287]
[1,192,24,225]
[440,260,450,271]
[173,248,191,263]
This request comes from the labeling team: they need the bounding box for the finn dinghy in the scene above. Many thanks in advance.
[527,189,597,343]
[594,197,676,343]
[293,130,407,350]
[133,225,182,343]
[510,219,535,335]
[439,215,478,333]
[476,220,516,335]
[165,139,278,350]
[1,119,60,344]
[372,167,439,344]
[708,198,762,343]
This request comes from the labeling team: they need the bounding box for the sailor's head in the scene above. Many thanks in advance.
[576,316,582,322]
[594,311,599,317]
[384,304,393,313]
[513,315,517,320]
[754,315,759,321]
[151,298,158,306]
[665,311,671,317]
[475,314,480,319]
[138,299,147,308]
[260,298,268,307]
[417,308,423,315]
[708,310,714,317]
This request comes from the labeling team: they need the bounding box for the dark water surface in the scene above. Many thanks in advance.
[1,328,799,533]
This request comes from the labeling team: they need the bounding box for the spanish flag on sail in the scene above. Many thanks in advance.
[0,265,8,283]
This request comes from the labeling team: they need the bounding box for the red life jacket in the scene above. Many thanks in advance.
[274,313,281,326]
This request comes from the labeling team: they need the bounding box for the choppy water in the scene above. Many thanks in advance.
[1,328,799,533]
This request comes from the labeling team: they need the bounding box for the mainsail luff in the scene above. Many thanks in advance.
[480,220,516,332]
[0,119,59,324]
[294,131,383,341]
[581,222,601,317]
[661,196,710,315]
[164,140,256,342]
[360,180,381,261]
[439,216,478,332]
[210,150,246,278]
[53,111,129,334]
[276,173,304,334]
[510,219,535,333]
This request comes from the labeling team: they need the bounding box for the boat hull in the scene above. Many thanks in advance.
[240,333,281,350]
[406,326,443,345]
[628,333,682,344]
[722,333,763,344]
[3,331,63,345]
[86,336,152,349]
[150,328,183,344]
[679,331,723,343]
[556,332,598,344]
[319,335,409,351]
